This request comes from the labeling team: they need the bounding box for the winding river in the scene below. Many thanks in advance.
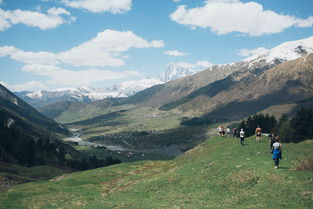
[63,129,126,151]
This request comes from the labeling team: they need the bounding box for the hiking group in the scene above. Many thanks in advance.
[217,125,283,169]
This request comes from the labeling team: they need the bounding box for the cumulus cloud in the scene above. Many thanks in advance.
[0,7,75,31]
[0,80,47,92]
[239,47,269,57]
[170,61,213,70]
[0,29,164,88]
[170,0,313,36]
[0,29,164,67]
[0,46,60,65]
[164,50,187,56]
[58,30,164,67]
[62,0,132,14]
[21,64,143,86]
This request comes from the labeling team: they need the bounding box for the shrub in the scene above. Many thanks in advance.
[295,155,313,171]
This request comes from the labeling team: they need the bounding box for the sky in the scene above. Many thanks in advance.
[0,0,312,91]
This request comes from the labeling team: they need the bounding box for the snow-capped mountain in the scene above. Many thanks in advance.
[160,63,206,82]
[17,78,164,108]
[245,36,313,64]
[15,36,313,108]
[16,66,202,108]
[109,78,164,97]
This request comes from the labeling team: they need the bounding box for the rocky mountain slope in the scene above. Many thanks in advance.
[0,84,68,135]
[162,53,313,121]
[134,36,313,108]
[0,84,82,166]
[36,36,313,124]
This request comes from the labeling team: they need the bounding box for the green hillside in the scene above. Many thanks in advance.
[1,136,312,209]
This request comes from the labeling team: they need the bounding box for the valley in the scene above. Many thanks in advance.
[1,35,313,208]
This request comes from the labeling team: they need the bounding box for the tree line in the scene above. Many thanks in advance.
[0,125,121,170]
[238,108,313,143]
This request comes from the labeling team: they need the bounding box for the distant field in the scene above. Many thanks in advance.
[78,107,183,139]
[1,136,312,209]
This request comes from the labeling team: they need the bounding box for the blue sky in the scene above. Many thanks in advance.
[0,0,312,91]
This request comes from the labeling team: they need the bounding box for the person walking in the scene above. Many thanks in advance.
[226,127,231,137]
[272,137,282,169]
[239,129,245,146]
[255,125,262,142]
[218,125,223,136]
[269,133,275,150]
[232,128,238,138]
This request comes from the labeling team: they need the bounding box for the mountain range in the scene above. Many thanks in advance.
[136,36,313,116]
[28,36,313,125]
[16,36,313,111]
[14,65,199,108]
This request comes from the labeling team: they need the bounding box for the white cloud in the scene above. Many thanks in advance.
[164,50,186,56]
[58,30,164,67]
[0,7,75,31]
[0,80,47,92]
[173,0,181,2]
[170,61,213,70]
[0,30,164,87]
[239,47,269,57]
[195,61,213,68]
[21,65,143,86]
[0,46,59,65]
[62,0,132,14]
[170,0,313,36]
[0,30,165,67]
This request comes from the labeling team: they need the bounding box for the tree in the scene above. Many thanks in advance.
[278,120,293,142]
[290,108,313,142]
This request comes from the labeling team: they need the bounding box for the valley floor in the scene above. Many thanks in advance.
[0,136,312,209]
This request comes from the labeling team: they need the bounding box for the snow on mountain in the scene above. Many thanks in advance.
[109,78,164,97]
[23,78,164,105]
[245,36,313,64]
[19,36,313,107]
[160,62,212,82]
[22,65,202,104]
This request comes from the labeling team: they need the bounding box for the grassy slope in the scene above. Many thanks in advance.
[1,136,312,209]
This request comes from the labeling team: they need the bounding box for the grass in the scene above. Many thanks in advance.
[80,107,182,140]
[72,145,172,162]
[1,136,312,209]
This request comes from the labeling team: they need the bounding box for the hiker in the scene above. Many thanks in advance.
[226,127,231,137]
[218,125,222,136]
[255,125,262,142]
[272,136,282,169]
[239,129,245,145]
[232,128,238,138]
[218,125,224,136]
[269,133,275,150]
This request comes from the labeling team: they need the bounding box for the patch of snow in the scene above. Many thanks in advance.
[11,97,18,106]
[245,36,313,64]
[160,63,202,82]
[7,118,15,128]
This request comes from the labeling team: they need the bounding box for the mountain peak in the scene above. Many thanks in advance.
[160,63,201,82]
[245,35,313,64]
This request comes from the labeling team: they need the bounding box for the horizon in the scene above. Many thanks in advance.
[0,0,313,92]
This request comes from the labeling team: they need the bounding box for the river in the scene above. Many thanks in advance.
[63,129,126,151]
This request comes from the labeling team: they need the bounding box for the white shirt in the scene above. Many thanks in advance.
[240,130,245,138]
[273,142,280,150]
